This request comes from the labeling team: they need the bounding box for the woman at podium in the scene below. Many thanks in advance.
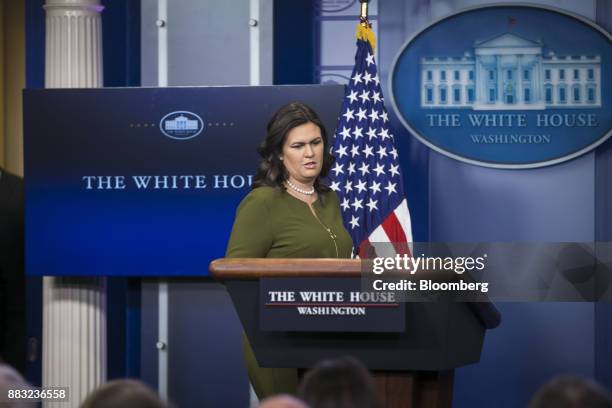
[226,102,352,398]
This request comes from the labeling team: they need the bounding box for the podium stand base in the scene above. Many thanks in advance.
[373,370,454,408]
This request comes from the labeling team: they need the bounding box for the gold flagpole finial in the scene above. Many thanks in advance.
[359,0,371,28]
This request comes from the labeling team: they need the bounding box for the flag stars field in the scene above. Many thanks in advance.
[356,108,367,122]
[349,215,360,229]
[370,181,381,194]
[359,90,370,103]
[355,180,368,194]
[344,180,353,193]
[339,126,352,140]
[372,91,382,104]
[389,164,400,177]
[366,52,375,66]
[342,108,354,122]
[353,126,364,139]
[347,162,356,175]
[351,198,364,211]
[366,127,377,140]
[366,198,378,211]
[384,181,397,195]
[369,109,379,122]
[377,146,387,159]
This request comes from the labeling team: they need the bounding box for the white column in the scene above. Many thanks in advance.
[552,73,558,104]
[533,57,539,103]
[475,59,483,104]
[433,69,439,105]
[535,55,543,103]
[517,55,523,104]
[43,1,106,407]
[44,0,104,88]
[461,73,466,105]
[496,55,502,104]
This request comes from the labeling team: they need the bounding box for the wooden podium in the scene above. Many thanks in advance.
[210,258,500,408]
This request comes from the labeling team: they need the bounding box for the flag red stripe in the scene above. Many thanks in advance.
[382,211,411,255]
[358,238,371,258]
[381,211,408,243]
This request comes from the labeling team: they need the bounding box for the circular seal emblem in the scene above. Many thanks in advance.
[389,5,612,168]
[314,0,356,13]
[159,111,204,140]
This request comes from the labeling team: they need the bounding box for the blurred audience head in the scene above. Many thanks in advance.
[257,394,309,408]
[299,356,382,408]
[529,375,612,408]
[0,363,35,408]
[80,379,170,408]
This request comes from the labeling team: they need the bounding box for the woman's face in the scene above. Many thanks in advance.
[281,122,324,185]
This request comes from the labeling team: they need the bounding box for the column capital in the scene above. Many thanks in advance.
[44,0,104,13]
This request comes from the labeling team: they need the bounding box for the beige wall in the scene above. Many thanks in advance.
[0,0,25,176]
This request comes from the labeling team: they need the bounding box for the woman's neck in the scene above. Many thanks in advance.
[287,177,314,191]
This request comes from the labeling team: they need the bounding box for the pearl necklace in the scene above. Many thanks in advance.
[286,179,315,195]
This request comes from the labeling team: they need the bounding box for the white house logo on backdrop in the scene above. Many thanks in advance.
[390,5,612,169]
[420,33,601,110]
[160,111,204,140]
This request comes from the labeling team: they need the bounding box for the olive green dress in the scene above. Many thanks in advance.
[226,186,353,398]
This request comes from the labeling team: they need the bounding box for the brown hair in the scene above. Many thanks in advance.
[529,375,612,408]
[299,356,383,408]
[252,102,334,195]
[80,379,171,408]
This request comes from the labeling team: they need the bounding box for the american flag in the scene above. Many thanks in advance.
[329,26,412,255]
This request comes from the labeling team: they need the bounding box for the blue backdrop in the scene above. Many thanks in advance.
[24,86,344,277]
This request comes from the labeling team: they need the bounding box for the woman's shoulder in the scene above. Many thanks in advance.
[238,186,281,209]
[245,185,280,200]
[249,185,278,195]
